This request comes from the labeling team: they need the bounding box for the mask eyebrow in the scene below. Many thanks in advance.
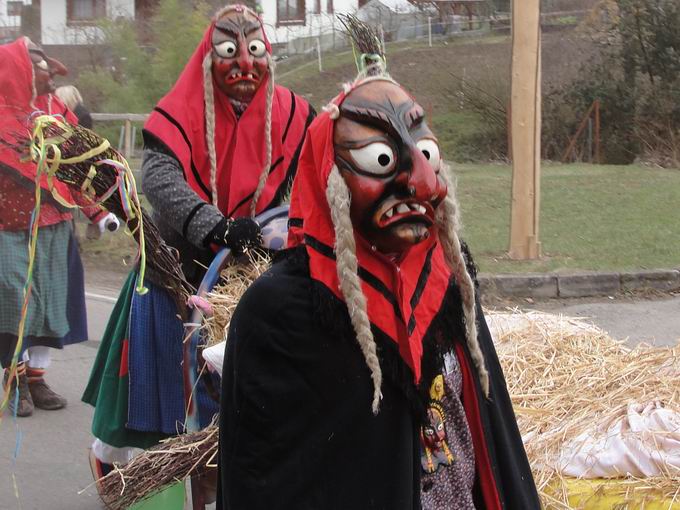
[340,105,396,135]
[244,21,262,36]
[407,107,425,129]
[215,18,261,39]
[214,24,239,39]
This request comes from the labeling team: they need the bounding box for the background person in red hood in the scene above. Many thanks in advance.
[217,17,539,510]
[0,37,116,418]
[82,4,314,500]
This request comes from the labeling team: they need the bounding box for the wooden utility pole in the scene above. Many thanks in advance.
[508,0,542,259]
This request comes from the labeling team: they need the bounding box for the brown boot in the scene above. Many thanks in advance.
[4,367,34,417]
[28,378,67,410]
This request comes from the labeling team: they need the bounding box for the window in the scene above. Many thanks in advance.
[277,0,305,25]
[7,1,23,16]
[314,0,320,14]
[67,0,106,24]
[326,0,333,13]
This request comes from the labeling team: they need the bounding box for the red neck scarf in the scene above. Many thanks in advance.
[288,100,453,383]
[144,18,311,219]
[0,38,76,203]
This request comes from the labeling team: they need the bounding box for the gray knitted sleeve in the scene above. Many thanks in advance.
[141,146,223,248]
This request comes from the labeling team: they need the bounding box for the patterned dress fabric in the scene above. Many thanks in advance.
[0,173,71,231]
[421,352,476,510]
[0,223,70,339]
[0,223,88,366]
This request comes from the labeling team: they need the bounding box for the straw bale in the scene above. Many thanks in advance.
[103,297,680,510]
[488,309,680,509]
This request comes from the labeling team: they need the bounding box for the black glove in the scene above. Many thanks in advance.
[206,217,262,253]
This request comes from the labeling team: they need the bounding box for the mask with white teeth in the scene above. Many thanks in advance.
[210,6,270,104]
[333,79,448,256]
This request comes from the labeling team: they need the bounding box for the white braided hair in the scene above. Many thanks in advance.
[327,14,489,411]
[202,51,220,207]
[325,122,489,407]
[326,165,383,414]
[249,53,275,217]
[202,5,275,216]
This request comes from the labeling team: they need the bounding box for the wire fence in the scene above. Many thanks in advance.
[269,8,588,60]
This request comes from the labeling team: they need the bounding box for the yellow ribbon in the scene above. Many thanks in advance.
[28,114,148,294]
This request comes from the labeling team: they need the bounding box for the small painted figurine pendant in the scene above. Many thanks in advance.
[420,375,455,473]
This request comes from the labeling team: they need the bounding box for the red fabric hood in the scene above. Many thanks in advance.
[0,38,76,204]
[144,15,309,219]
[288,94,452,383]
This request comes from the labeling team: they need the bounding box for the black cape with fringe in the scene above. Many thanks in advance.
[217,247,539,510]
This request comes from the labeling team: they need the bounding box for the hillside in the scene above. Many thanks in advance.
[276,29,593,161]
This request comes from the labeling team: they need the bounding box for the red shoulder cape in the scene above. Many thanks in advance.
[287,97,453,384]
[144,20,311,218]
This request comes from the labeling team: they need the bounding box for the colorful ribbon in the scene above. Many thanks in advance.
[1,114,148,420]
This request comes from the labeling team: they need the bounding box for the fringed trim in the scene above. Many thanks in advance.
[417,277,469,400]
[460,240,480,288]
[310,277,428,421]
[278,246,479,424]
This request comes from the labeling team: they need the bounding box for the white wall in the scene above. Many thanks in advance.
[41,0,134,45]
[0,0,31,33]
[260,0,358,50]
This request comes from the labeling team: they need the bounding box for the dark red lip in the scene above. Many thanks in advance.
[385,214,433,229]
[225,73,259,85]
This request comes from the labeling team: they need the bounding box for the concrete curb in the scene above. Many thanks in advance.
[478,269,680,299]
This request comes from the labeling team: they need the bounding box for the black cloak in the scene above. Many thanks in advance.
[217,248,540,510]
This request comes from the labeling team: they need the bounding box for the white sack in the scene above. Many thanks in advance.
[203,341,226,377]
[558,401,680,478]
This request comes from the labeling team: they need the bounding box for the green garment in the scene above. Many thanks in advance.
[82,270,166,449]
[0,222,70,338]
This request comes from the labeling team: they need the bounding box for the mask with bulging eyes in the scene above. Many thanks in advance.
[333,80,448,255]
[211,8,269,103]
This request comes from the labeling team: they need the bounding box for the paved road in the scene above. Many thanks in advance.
[0,291,116,510]
[0,341,104,510]
[1,284,678,509]
[529,295,680,347]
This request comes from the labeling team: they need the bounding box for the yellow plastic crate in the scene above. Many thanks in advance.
[562,478,680,510]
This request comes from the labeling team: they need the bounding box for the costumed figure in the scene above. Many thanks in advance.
[218,16,540,509]
[0,37,116,418]
[82,3,314,495]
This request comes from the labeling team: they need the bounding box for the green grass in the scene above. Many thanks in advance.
[80,163,680,276]
[276,33,513,113]
[431,111,491,162]
[276,34,509,87]
[455,163,680,273]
